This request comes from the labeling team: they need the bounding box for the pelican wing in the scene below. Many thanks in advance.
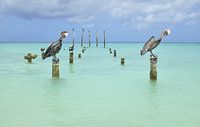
[141,36,155,55]
[43,42,54,57]
[52,42,62,54]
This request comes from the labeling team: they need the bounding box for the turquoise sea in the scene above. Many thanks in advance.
[0,42,200,127]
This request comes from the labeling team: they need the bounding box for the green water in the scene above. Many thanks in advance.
[0,42,200,127]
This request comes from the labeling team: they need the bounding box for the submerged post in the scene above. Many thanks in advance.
[78,53,81,58]
[81,28,84,47]
[121,58,125,65]
[82,49,85,53]
[113,50,116,57]
[96,31,98,47]
[88,30,91,47]
[82,46,86,53]
[24,53,37,63]
[52,58,59,78]
[109,48,112,54]
[69,52,74,64]
[150,56,157,80]
[104,30,106,48]
[69,28,75,64]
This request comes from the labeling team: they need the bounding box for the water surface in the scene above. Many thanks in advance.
[0,42,200,127]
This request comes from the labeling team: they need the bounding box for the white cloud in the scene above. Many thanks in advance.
[0,0,104,21]
[106,0,200,29]
[68,16,94,23]
[82,24,94,28]
[0,0,200,29]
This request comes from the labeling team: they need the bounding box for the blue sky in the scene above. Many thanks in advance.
[0,0,200,42]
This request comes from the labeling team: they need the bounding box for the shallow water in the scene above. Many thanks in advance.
[0,42,200,127]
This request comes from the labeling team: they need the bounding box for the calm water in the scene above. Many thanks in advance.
[0,42,200,127]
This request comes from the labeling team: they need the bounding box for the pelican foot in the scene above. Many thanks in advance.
[150,54,157,58]
[52,57,59,64]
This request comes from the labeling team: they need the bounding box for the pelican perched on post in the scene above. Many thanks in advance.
[140,29,170,57]
[42,31,68,59]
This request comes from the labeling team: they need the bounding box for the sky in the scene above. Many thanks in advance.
[0,0,200,43]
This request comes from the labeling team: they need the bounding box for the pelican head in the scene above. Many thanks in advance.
[161,28,171,38]
[61,31,68,38]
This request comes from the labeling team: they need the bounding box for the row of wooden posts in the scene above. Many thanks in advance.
[24,29,157,80]
[80,29,106,48]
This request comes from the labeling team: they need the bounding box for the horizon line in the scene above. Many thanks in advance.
[0,41,200,43]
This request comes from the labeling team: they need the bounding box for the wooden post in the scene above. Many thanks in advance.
[121,58,125,65]
[52,58,59,78]
[150,56,157,80]
[69,52,73,64]
[113,50,116,57]
[88,30,91,47]
[81,28,84,47]
[78,53,81,58]
[72,28,75,45]
[109,48,112,54]
[104,30,106,48]
[82,46,86,53]
[96,31,98,47]
[69,28,74,64]
[24,53,37,63]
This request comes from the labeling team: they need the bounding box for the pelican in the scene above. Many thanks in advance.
[140,29,170,57]
[42,31,68,59]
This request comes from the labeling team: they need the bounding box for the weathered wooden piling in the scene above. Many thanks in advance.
[121,58,125,65]
[68,28,75,64]
[78,53,81,58]
[81,28,84,47]
[52,58,59,77]
[104,30,106,48]
[24,53,37,63]
[150,56,157,80]
[88,30,91,47]
[69,52,74,64]
[113,50,116,57]
[72,28,75,45]
[96,31,98,47]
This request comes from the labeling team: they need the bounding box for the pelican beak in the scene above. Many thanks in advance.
[161,28,171,37]
[61,31,68,38]
[166,29,171,36]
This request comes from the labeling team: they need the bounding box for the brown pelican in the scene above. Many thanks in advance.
[140,29,170,57]
[42,31,68,59]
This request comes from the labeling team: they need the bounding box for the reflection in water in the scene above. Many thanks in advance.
[42,79,67,126]
[148,80,160,119]
[69,64,74,74]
